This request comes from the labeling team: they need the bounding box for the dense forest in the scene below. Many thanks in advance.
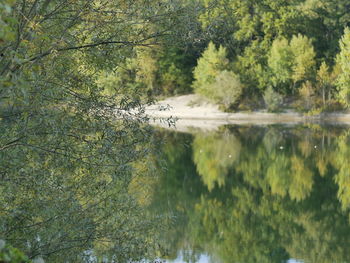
[130,0,350,113]
[2,0,350,113]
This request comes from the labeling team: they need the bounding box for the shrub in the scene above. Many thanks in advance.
[264,86,284,112]
[320,99,345,113]
[211,70,243,110]
[299,81,315,111]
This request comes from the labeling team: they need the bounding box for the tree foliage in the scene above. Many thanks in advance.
[268,38,294,92]
[211,70,243,110]
[290,34,316,84]
[336,27,350,108]
[316,62,333,105]
[0,0,197,261]
[192,41,229,96]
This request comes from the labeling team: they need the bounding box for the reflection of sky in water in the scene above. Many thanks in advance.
[165,254,303,263]
[166,254,210,263]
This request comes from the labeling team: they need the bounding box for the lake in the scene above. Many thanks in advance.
[2,123,350,263]
[148,124,350,263]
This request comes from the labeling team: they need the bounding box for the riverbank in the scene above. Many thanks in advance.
[146,94,350,131]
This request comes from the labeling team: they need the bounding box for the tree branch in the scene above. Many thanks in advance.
[28,39,159,63]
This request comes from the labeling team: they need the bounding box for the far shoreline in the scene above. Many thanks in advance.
[146,94,350,131]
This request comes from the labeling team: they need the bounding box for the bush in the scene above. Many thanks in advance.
[299,80,315,111]
[320,99,345,113]
[264,86,284,112]
[211,70,243,111]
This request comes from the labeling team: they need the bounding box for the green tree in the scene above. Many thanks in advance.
[336,27,350,108]
[0,240,31,263]
[157,47,195,95]
[299,0,350,61]
[268,34,316,95]
[268,38,294,93]
[317,62,332,106]
[197,0,237,54]
[290,34,316,84]
[192,41,229,98]
[0,0,199,261]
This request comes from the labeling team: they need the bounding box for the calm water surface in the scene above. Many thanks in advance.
[2,124,350,262]
[150,124,350,263]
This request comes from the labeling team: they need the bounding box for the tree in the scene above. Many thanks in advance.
[0,240,31,263]
[299,0,350,61]
[268,34,316,95]
[0,0,199,261]
[197,0,237,54]
[290,34,316,84]
[192,41,229,98]
[157,47,196,95]
[317,62,332,106]
[336,27,350,108]
[268,38,294,93]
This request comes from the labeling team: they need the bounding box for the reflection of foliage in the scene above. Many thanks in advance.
[263,127,284,153]
[193,131,241,191]
[334,132,350,210]
[147,131,204,261]
[266,155,313,201]
[150,125,350,263]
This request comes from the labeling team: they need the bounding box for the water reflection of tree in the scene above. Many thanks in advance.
[147,131,205,261]
[151,125,350,263]
[193,130,241,191]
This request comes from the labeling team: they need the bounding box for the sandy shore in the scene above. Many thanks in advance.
[146,94,350,131]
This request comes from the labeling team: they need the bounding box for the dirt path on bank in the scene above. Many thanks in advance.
[145,94,350,131]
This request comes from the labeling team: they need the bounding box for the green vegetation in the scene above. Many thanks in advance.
[149,126,350,263]
[68,0,350,113]
[3,0,341,113]
[3,0,350,261]
[336,28,350,108]
[0,0,194,261]
[192,42,230,97]
[0,240,30,263]
[188,0,350,112]
[263,86,284,112]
